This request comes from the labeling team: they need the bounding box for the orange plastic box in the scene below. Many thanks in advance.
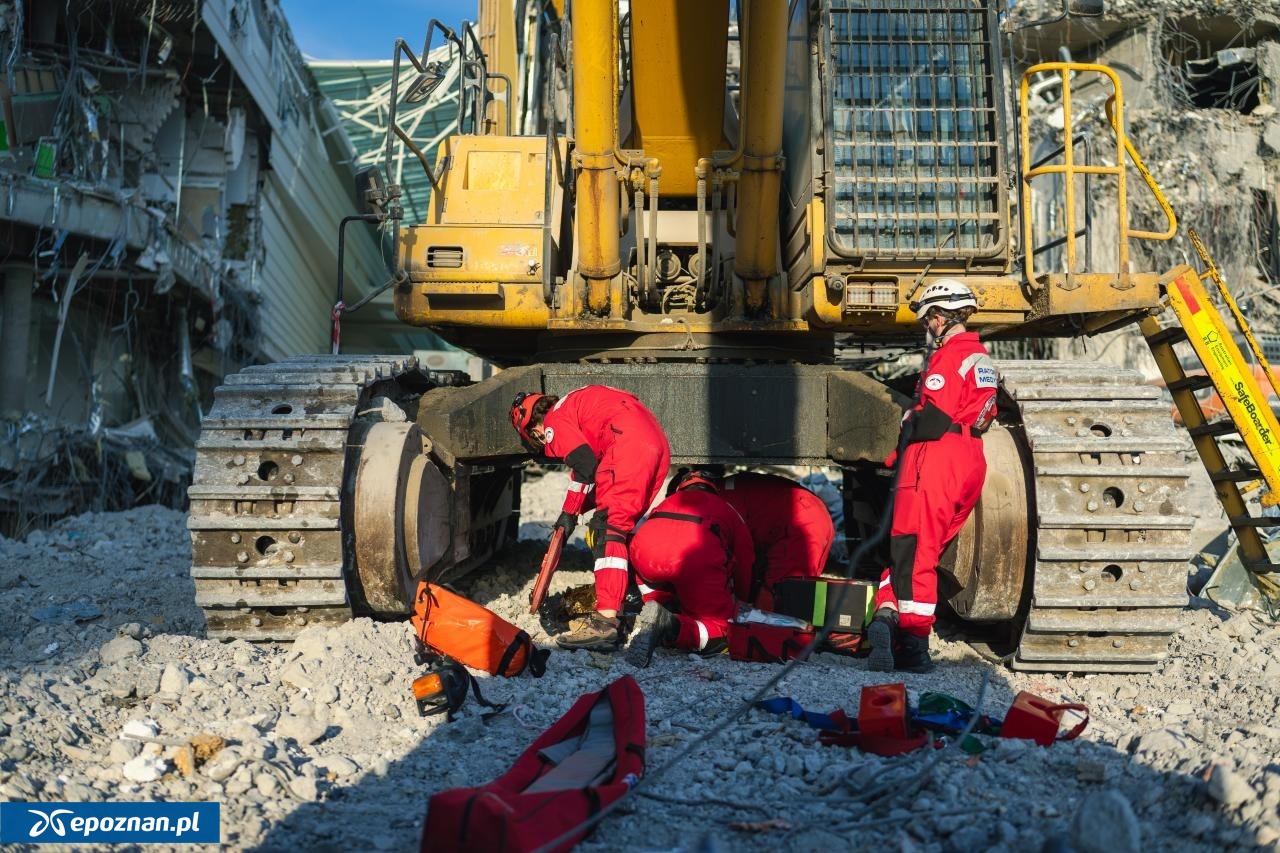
[858,682,908,739]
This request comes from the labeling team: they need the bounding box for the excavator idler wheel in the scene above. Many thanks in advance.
[403,453,451,580]
[352,421,447,615]
[941,423,1030,622]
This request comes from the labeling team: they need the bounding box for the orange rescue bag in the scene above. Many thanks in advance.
[411,582,549,678]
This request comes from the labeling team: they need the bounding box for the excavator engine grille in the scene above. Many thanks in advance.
[824,0,1006,261]
[426,246,465,268]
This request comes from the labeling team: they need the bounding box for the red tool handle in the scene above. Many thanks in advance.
[529,525,566,614]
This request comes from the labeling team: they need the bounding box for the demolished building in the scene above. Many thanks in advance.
[0,0,439,535]
[1007,0,1280,369]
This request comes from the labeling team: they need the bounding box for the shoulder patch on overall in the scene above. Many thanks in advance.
[542,425,555,444]
[924,373,945,391]
[960,353,998,388]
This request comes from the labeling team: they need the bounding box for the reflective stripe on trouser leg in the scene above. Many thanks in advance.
[675,616,722,651]
[873,571,899,614]
[594,542,629,612]
[899,600,936,618]
[635,581,676,609]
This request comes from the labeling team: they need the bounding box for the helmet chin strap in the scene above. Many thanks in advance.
[924,314,963,355]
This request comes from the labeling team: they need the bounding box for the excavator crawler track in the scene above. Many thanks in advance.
[1001,362,1197,672]
[188,355,438,641]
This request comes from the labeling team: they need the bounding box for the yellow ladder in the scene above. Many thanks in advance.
[1141,241,1280,598]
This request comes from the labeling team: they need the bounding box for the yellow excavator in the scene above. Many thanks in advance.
[187,0,1280,672]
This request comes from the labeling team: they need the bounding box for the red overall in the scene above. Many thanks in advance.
[542,386,671,612]
[875,332,997,638]
[719,472,835,611]
[629,489,755,651]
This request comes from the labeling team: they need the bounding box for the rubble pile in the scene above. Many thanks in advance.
[0,472,1277,852]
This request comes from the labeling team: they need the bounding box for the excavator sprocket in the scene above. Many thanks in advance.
[187,355,449,641]
[1001,361,1198,672]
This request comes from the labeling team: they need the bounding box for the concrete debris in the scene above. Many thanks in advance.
[122,754,169,783]
[158,662,191,696]
[276,712,329,747]
[1207,763,1257,808]
[120,719,159,741]
[0,471,1275,850]
[1069,790,1141,853]
[99,635,144,665]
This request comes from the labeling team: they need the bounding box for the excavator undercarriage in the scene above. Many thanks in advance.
[189,354,1197,672]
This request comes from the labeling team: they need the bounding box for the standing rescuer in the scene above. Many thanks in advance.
[510,385,671,651]
[868,279,997,673]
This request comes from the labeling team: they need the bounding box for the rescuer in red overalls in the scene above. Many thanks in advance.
[624,472,756,667]
[511,385,670,651]
[717,471,835,611]
[868,279,997,673]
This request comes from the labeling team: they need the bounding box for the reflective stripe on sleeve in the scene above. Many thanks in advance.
[899,600,936,616]
[594,556,629,573]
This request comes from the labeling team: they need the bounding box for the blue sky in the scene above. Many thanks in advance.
[281,0,474,61]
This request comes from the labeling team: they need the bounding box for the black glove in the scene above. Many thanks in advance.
[585,510,609,557]
[554,511,577,538]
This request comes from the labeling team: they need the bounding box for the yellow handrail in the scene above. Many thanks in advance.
[1103,96,1177,242]
[1019,62,1177,283]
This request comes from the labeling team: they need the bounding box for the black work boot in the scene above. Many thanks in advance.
[894,631,935,674]
[866,608,898,672]
[696,637,728,657]
[623,600,678,668]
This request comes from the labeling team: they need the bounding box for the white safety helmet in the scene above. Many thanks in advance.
[909,278,977,316]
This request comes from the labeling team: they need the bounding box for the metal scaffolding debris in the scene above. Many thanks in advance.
[0,0,428,535]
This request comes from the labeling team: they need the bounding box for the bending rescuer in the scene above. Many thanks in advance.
[510,385,670,651]
[868,279,997,674]
[624,470,757,666]
[716,470,835,611]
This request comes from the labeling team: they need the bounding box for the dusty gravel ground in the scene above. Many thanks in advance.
[1,467,1279,852]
